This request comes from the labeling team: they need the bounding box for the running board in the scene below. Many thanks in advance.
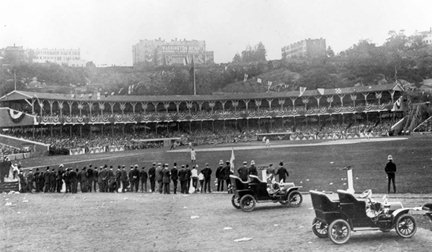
[352,227,381,232]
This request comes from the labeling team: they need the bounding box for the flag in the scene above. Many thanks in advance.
[243,74,248,82]
[299,86,307,97]
[317,88,325,95]
[230,148,235,172]
[267,81,272,92]
[257,78,262,84]
[392,96,402,111]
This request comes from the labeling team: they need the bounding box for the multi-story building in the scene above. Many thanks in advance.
[132,38,214,66]
[281,38,326,60]
[417,28,432,45]
[30,48,85,67]
[0,45,29,65]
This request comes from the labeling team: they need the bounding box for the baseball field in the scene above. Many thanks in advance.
[1,135,432,251]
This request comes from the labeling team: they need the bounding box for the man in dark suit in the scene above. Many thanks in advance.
[56,165,64,193]
[26,169,35,193]
[70,169,78,193]
[185,164,192,193]
[140,167,148,192]
[63,168,71,193]
[121,166,128,192]
[238,161,249,181]
[223,161,232,192]
[162,164,171,194]
[178,165,187,194]
[130,165,140,192]
[155,163,163,194]
[248,160,258,176]
[201,163,212,193]
[171,163,178,194]
[385,155,397,193]
[115,166,122,192]
[216,160,224,191]
[148,162,156,192]
[93,166,99,192]
[276,162,289,182]
[43,167,51,193]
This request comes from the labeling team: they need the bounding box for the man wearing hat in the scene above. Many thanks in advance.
[222,161,233,192]
[148,162,156,192]
[171,163,178,194]
[121,166,129,192]
[130,165,140,192]
[43,167,51,193]
[140,166,148,192]
[238,161,249,181]
[178,165,187,194]
[384,155,397,193]
[162,163,171,194]
[248,160,258,176]
[155,163,163,193]
[26,169,35,193]
[276,162,289,183]
[56,165,64,193]
[201,163,212,193]
[216,160,224,191]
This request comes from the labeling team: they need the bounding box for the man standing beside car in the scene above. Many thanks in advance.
[385,155,396,193]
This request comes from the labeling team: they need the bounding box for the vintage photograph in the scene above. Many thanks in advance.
[1,0,432,251]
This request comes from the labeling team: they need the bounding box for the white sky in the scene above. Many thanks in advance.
[1,0,431,66]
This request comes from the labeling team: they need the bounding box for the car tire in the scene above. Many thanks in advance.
[239,194,256,212]
[287,191,303,207]
[231,195,240,209]
[312,218,328,238]
[328,219,351,245]
[395,214,417,238]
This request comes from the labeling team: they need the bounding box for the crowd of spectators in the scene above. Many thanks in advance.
[1,117,394,156]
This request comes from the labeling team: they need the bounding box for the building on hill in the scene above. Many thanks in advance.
[281,38,326,60]
[132,38,214,66]
[1,45,29,65]
[29,48,85,67]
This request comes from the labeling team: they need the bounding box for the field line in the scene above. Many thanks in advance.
[168,137,408,153]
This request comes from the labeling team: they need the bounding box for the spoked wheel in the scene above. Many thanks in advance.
[231,195,240,209]
[240,194,256,212]
[395,214,417,238]
[287,191,303,207]
[312,218,328,238]
[328,219,351,245]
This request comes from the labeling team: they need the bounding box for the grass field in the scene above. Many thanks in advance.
[19,135,432,194]
[3,136,432,251]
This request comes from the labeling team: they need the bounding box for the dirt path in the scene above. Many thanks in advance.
[1,192,431,251]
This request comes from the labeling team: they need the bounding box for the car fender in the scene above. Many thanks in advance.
[392,208,410,219]
[286,187,302,194]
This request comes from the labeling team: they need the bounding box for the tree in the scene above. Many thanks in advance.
[327,46,335,58]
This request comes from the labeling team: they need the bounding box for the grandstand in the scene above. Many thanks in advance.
[0,83,406,158]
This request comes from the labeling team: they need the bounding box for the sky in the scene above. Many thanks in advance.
[1,0,432,66]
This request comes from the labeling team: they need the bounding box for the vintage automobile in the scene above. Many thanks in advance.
[423,203,432,230]
[310,189,417,244]
[230,175,302,212]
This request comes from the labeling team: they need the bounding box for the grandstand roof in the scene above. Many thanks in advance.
[0,83,403,103]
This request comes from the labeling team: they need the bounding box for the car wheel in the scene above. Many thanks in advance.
[287,191,303,207]
[328,219,351,245]
[395,214,417,238]
[312,218,328,238]
[231,195,240,209]
[240,194,256,212]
